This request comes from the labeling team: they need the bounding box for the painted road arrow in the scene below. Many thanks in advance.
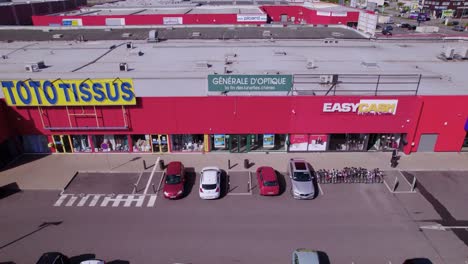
[420,224,468,231]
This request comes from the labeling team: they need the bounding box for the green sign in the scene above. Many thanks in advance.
[208,74,293,92]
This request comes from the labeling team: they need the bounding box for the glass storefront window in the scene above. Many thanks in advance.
[367,134,403,151]
[21,135,50,153]
[329,134,367,151]
[93,135,129,152]
[71,135,92,152]
[132,135,151,152]
[171,134,205,152]
[250,134,286,151]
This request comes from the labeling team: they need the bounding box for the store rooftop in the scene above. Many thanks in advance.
[0,39,467,96]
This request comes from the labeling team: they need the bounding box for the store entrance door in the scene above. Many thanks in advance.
[52,135,72,153]
[229,134,250,153]
[151,134,169,153]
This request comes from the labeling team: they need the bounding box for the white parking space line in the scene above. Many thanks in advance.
[318,182,324,195]
[54,195,69,207]
[77,195,90,207]
[133,172,144,194]
[112,195,125,207]
[89,195,101,207]
[147,195,157,207]
[144,157,160,195]
[65,196,78,207]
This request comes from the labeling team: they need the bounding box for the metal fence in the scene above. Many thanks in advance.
[293,74,422,96]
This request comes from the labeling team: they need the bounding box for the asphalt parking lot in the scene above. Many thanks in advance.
[2,166,468,263]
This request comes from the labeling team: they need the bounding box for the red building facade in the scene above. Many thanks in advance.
[1,95,467,157]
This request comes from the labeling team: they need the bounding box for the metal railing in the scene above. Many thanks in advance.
[293,73,422,96]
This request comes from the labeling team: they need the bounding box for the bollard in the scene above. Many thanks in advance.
[244,159,249,169]
[143,160,147,170]
[159,159,165,170]
[228,159,231,170]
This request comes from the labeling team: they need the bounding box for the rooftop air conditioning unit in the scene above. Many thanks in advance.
[459,47,468,59]
[319,75,332,84]
[126,42,133,49]
[25,64,39,72]
[444,47,455,59]
[306,59,316,69]
[119,62,128,71]
[148,30,158,42]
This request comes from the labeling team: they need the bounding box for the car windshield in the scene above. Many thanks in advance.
[264,181,278,186]
[166,175,181,184]
[293,172,311,182]
[202,184,217,190]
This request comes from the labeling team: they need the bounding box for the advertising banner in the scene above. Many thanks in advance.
[208,75,293,92]
[289,134,309,151]
[263,134,275,148]
[237,14,267,22]
[62,19,82,26]
[163,17,183,25]
[442,10,454,17]
[214,134,226,148]
[307,135,328,151]
[1,79,136,107]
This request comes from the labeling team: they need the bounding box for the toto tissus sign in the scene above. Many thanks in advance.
[1,78,136,107]
[323,99,398,115]
[208,75,293,92]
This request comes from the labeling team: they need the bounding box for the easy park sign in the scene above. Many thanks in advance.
[208,75,293,92]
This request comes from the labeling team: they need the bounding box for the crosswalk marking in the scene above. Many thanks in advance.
[101,196,113,207]
[54,194,156,208]
[112,195,125,207]
[65,196,78,207]
[54,194,69,207]
[77,195,90,207]
[89,195,101,207]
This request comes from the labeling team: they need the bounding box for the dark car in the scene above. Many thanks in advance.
[452,25,465,32]
[383,25,393,31]
[400,23,411,28]
[163,161,185,199]
[36,252,70,264]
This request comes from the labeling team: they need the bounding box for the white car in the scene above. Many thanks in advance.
[199,167,221,199]
[80,260,105,264]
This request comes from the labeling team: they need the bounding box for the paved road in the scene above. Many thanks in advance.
[1,169,468,263]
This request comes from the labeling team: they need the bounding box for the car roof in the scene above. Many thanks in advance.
[293,249,320,264]
[166,161,182,175]
[201,168,219,184]
[290,159,308,171]
[37,252,67,264]
[258,166,277,181]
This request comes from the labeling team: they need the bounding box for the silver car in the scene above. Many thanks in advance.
[288,158,315,199]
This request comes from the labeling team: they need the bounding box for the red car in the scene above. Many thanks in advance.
[163,161,185,199]
[256,166,280,196]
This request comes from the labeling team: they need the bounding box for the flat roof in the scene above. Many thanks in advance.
[0,38,467,97]
[187,5,264,14]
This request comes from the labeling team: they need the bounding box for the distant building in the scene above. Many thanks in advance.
[421,0,468,18]
[0,0,87,25]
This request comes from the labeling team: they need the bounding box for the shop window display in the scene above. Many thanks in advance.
[93,135,129,152]
[367,134,403,151]
[329,134,367,151]
[132,135,151,152]
[250,134,287,151]
[71,135,92,152]
[171,134,205,152]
